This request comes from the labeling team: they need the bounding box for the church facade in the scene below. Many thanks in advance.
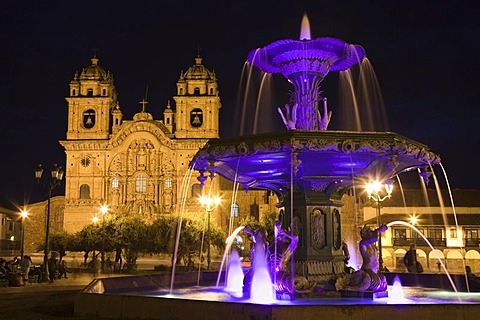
[59,55,224,233]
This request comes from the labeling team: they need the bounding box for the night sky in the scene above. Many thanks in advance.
[1,0,479,209]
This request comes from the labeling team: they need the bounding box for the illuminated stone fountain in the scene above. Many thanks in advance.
[192,17,440,291]
[74,15,480,320]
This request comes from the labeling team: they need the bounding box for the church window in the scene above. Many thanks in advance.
[112,178,119,189]
[102,89,106,96]
[80,184,91,199]
[72,89,76,96]
[165,177,172,188]
[166,118,170,125]
[209,88,213,95]
[190,108,203,127]
[180,88,183,95]
[191,183,201,198]
[194,87,200,95]
[87,88,93,96]
[54,206,63,223]
[136,175,147,193]
[83,109,96,128]
[231,203,239,217]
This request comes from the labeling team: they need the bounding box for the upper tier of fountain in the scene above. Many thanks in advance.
[247,37,365,81]
[246,15,365,131]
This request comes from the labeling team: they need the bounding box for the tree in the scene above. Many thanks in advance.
[182,213,225,267]
[49,232,75,261]
[240,211,278,254]
[111,215,149,272]
[70,223,102,268]
[145,215,177,254]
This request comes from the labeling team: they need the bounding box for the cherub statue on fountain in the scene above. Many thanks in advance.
[335,224,388,293]
[270,221,317,295]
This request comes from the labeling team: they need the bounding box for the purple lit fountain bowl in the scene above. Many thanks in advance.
[247,37,365,81]
[191,131,440,196]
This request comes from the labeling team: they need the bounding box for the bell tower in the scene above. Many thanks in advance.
[172,55,221,139]
[61,56,119,232]
[66,56,117,140]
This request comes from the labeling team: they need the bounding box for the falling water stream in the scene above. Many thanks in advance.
[386,220,459,294]
[216,226,245,287]
[170,166,196,294]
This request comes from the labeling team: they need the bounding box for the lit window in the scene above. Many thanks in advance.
[80,184,91,199]
[191,183,201,198]
[165,177,172,188]
[112,178,119,189]
[136,175,147,193]
[450,228,457,238]
[231,203,239,217]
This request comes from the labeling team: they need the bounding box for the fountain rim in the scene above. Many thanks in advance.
[191,130,440,166]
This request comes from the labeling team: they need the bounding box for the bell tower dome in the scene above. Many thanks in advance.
[172,54,221,139]
[65,56,118,140]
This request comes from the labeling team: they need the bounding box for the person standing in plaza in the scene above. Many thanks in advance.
[404,243,422,273]
[47,255,58,283]
[21,255,33,281]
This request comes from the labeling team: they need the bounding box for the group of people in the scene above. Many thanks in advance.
[0,254,72,286]
[0,255,34,286]
[46,255,71,283]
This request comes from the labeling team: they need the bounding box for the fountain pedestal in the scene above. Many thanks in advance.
[279,190,346,285]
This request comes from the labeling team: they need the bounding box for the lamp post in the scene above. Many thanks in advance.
[91,216,99,271]
[20,209,28,260]
[100,204,108,273]
[35,164,64,283]
[365,179,393,272]
[199,195,221,270]
[410,215,418,245]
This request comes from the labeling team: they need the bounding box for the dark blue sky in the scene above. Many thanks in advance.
[1,0,479,209]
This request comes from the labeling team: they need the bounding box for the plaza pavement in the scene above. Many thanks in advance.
[0,254,175,319]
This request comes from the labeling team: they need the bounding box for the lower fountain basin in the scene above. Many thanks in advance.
[74,273,480,320]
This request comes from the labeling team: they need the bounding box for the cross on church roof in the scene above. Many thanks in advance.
[139,86,149,112]
[196,45,202,57]
[91,46,100,58]
[139,98,148,112]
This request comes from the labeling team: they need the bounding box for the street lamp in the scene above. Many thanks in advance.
[410,214,418,245]
[365,179,393,272]
[20,209,28,260]
[35,163,64,283]
[100,204,109,272]
[199,195,221,270]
